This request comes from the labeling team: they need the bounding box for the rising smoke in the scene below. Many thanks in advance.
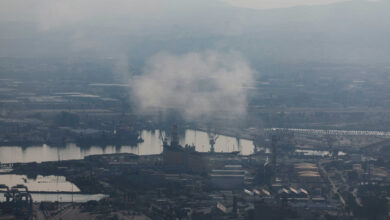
[131,50,254,120]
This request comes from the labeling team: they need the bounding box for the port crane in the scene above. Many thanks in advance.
[208,131,219,153]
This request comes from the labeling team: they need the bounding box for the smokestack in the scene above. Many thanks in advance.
[171,124,179,147]
[272,134,277,168]
[233,196,237,217]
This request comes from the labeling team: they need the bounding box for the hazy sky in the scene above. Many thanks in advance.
[1,0,388,120]
[222,0,353,9]
[0,0,388,64]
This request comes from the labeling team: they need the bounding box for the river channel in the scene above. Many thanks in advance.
[0,129,255,164]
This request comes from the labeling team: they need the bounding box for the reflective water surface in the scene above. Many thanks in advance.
[0,174,80,192]
[0,174,107,202]
[0,193,107,203]
[0,129,256,163]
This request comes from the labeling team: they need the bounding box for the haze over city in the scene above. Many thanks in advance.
[0,0,390,219]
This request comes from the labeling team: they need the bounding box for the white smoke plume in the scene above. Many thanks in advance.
[131,50,254,120]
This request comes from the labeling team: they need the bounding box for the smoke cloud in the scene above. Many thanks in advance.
[131,51,254,120]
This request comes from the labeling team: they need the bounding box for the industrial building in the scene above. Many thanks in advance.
[210,165,245,189]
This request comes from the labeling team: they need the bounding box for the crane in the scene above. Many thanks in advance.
[208,131,219,153]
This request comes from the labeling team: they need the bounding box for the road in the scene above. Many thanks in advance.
[318,161,346,207]
[352,188,362,207]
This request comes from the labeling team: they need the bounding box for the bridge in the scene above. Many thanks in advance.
[264,128,390,137]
